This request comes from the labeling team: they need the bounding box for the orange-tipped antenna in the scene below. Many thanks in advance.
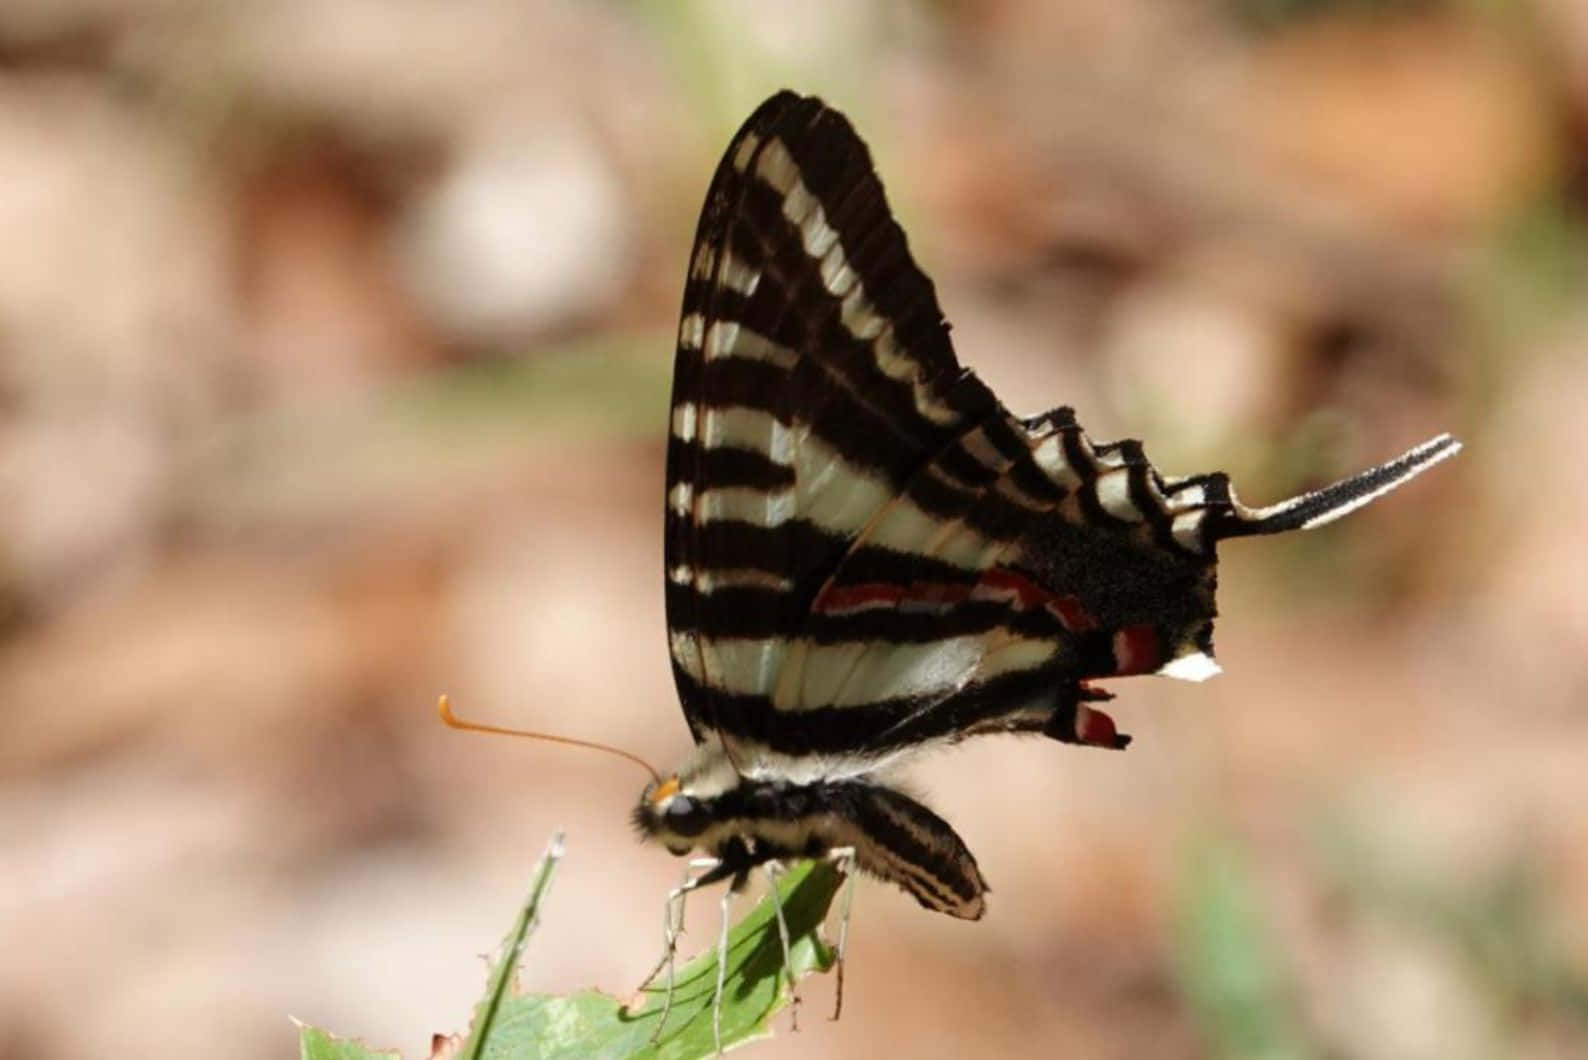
[437,694,663,786]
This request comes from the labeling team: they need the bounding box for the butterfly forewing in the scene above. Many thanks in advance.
[665,92,999,746]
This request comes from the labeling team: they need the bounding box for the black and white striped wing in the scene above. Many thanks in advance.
[664,92,1460,774]
[665,91,997,747]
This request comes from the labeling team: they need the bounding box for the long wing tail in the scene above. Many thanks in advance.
[1212,433,1462,540]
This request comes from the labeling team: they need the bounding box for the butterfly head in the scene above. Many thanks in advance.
[632,744,741,855]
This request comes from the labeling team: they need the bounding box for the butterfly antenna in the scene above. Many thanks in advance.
[437,695,663,786]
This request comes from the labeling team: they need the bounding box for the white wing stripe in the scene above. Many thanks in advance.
[698,485,799,527]
[673,634,1060,707]
[701,405,796,466]
[679,312,705,351]
[678,421,895,538]
[671,402,698,443]
[731,131,761,173]
[718,250,761,297]
[1172,510,1206,551]
[839,284,886,340]
[1031,432,1082,489]
[754,138,960,428]
[1095,470,1142,522]
[690,244,717,281]
[704,321,798,369]
[795,429,893,534]
[867,501,1001,569]
[668,480,693,516]
[700,568,794,593]
[819,240,859,298]
[669,565,794,593]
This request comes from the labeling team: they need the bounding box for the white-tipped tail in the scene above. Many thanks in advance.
[1224,434,1461,537]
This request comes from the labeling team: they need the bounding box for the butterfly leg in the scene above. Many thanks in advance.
[762,862,801,1031]
[640,856,722,1042]
[827,845,857,1021]
[712,885,734,1056]
[669,856,724,939]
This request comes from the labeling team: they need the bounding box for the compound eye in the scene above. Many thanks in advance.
[663,794,710,837]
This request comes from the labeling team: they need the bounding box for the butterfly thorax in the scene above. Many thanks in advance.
[632,739,856,860]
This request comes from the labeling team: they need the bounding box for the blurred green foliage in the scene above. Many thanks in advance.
[396,336,673,443]
[1175,812,1588,1058]
[1232,0,1450,31]
[1176,832,1321,1060]
[1315,812,1588,1047]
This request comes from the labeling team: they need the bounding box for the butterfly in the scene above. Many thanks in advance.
[623,90,1459,1044]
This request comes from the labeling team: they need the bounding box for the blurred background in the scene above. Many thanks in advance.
[0,1,1584,1057]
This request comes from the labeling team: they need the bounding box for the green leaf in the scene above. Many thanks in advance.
[467,859,843,1059]
[460,833,569,1060]
[297,1023,400,1060]
[294,837,843,1059]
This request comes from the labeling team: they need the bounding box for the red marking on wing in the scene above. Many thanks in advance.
[1075,704,1122,748]
[900,581,973,610]
[815,581,906,615]
[973,567,1099,632]
[1044,596,1098,633]
[815,566,1100,634]
[971,567,1048,608]
[1111,625,1161,675]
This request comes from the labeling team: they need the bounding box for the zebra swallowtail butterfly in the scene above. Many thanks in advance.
[623,90,1458,1036]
